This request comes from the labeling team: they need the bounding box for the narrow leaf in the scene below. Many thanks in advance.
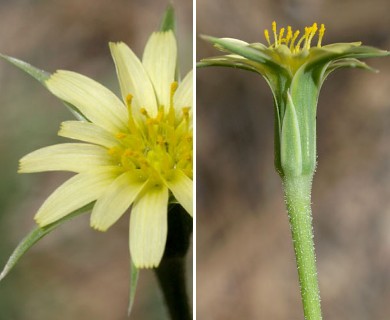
[0,203,94,281]
[159,3,176,32]
[128,261,140,316]
[0,54,50,84]
[200,35,272,64]
[0,54,86,121]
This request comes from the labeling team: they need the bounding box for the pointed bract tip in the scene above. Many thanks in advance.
[199,34,218,43]
[160,3,176,32]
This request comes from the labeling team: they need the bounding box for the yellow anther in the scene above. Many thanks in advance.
[264,29,271,46]
[170,81,178,95]
[317,24,325,47]
[126,94,133,107]
[124,149,133,157]
[272,21,278,46]
[305,23,318,49]
[140,108,149,117]
[290,30,300,50]
[278,27,285,45]
[182,106,190,115]
[108,147,118,156]
[170,81,178,110]
[116,132,127,139]
[285,26,293,45]
[182,107,190,122]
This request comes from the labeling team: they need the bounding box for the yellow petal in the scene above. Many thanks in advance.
[130,184,168,268]
[19,143,112,173]
[165,170,193,216]
[174,70,193,109]
[109,42,158,116]
[35,168,118,226]
[46,70,128,133]
[142,31,177,113]
[91,172,147,231]
[59,121,118,148]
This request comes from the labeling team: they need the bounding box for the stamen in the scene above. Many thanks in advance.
[170,81,178,111]
[140,108,149,117]
[124,149,133,157]
[305,23,318,49]
[317,24,325,47]
[124,93,138,135]
[278,27,285,45]
[126,94,133,107]
[264,21,325,53]
[272,21,278,46]
[264,29,271,46]
[290,30,300,51]
[168,82,178,126]
[108,147,119,156]
[182,107,190,123]
[116,132,127,139]
[285,26,293,45]
[296,27,310,51]
[109,83,191,181]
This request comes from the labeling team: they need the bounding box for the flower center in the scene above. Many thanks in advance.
[264,21,326,54]
[108,83,192,185]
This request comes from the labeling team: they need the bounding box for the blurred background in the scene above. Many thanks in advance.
[0,1,192,319]
[197,0,390,319]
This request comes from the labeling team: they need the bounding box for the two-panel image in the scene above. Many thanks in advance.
[0,1,389,319]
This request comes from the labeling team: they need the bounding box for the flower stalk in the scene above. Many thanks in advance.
[283,174,321,320]
[155,204,193,320]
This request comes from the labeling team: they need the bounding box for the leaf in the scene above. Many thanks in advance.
[0,54,86,121]
[128,261,140,316]
[159,3,176,32]
[0,54,50,83]
[280,92,302,177]
[200,35,272,65]
[0,203,94,282]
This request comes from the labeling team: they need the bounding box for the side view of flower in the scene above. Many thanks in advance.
[18,31,193,269]
[199,21,389,320]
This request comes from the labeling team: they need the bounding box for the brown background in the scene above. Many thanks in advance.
[0,1,192,319]
[197,0,390,319]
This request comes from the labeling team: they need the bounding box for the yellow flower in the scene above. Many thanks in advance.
[200,22,389,177]
[19,31,193,268]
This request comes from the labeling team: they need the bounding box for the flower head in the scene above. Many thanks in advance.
[199,22,389,178]
[20,31,193,268]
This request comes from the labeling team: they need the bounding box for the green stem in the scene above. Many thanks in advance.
[282,174,322,320]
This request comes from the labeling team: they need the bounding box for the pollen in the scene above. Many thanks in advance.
[263,21,326,53]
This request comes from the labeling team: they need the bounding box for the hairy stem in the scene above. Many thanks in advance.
[283,174,322,320]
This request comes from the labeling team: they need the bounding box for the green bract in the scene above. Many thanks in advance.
[199,22,389,178]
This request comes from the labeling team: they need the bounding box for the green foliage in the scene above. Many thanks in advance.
[0,203,93,282]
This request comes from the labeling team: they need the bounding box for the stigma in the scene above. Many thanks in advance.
[264,21,325,54]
